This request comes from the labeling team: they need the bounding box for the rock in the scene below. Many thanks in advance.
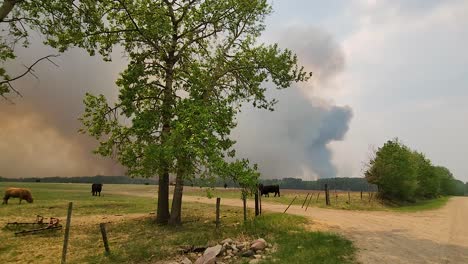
[221,238,233,244]
[236,244,244,250]
[262,256,267,259]
[250,239,267,251]
[227,249,232,255]
[240,250,255,258]
[254,255,262,259]
[231,245,238,252]
[249,259,260,264]
[267,243,273,248]
[265,248,271,252]
[205,244,222,257]
[223,242,230,248]
[255,250,262,254]
[194,245,222,264]
[168,262,179,264]
[223,255,232,260]
[181,257,192,264]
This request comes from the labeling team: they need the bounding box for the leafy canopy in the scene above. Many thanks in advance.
[75,0,310,188]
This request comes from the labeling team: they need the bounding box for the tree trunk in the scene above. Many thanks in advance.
[156,171,170,224]
[0,0,18,22]
[169,171,184,226]
[156,57,175,224]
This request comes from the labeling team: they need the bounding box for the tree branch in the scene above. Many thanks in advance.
[0,54,59,85]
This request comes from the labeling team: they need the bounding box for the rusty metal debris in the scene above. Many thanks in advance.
[5,215,62,235]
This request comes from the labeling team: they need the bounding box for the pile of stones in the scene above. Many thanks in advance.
[173,237,275,264]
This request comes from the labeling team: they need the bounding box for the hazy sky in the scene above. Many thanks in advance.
[1,0,467,182]
[262,0,468,182]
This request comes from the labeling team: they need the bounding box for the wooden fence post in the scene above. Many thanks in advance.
[216,197,221,228]
[301,193,310,208]
[259,192,262,215]
[254,192,259,217]
[305,194,313,211]
[242,195,247,222]
[316,192,320,202]
[99,223,110,254]
[283,196,297,214]
[348,191,351,204]
[361,190,363,200]
[61,202,73,264]
[325,184,330,206]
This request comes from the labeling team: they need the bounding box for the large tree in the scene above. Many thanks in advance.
[76,0,310,224]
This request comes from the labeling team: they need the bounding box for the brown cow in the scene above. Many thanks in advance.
[2,188,34,204]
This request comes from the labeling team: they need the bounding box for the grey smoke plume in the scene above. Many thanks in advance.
[0,27,352,179]
[233,89,352,180]
[232,27,352,180]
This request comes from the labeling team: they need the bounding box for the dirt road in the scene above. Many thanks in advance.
[107,186,468,264]
[180,195,468,264]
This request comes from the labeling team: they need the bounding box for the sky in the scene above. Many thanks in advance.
[1,0,467,182]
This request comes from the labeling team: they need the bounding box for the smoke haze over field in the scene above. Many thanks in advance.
[3,0,466,181]
[0,26,351,179]
[0,43,126,178]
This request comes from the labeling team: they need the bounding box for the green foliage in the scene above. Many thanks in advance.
[75,1,309,190]
[413,152,440,198]
[365,139,418,201]
[365,138,463,202]
[71,1,311,223]
[435,166,456,195]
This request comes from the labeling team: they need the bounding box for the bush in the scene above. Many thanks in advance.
[365,139,418,201]
[365,138,464,202]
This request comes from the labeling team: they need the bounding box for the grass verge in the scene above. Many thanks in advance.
[390,196,450,212]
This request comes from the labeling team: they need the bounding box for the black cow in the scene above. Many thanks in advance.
[258,184,280,197]
[91,183,103,196]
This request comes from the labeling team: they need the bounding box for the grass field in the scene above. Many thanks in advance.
[182,186,451,212]
[0,183,355,264]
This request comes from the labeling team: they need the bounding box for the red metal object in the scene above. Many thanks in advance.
[5,215,62,235]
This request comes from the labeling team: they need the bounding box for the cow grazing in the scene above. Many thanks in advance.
[2,188,34,204]
[91,183,103,196]
[258,184,280,197]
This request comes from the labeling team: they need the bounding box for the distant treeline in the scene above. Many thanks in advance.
[260,177,378,192]
[0,175,377,191]
[190,177,378,192]
[0,175,157,185]
[2,175,464,197]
